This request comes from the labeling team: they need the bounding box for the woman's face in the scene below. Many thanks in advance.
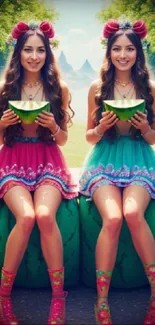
[20,33,46,73]
[110,34,137,72]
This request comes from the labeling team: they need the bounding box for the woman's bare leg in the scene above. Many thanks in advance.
[93,185,123,277]
[93,185,123,324]
[123,185,155,324]
[34,185,66,324]
[0,186,35,297]
[34,185,62,270]
[3,186,35,272]
[123,185,155,266]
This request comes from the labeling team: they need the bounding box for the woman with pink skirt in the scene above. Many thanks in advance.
[0,20,78,325]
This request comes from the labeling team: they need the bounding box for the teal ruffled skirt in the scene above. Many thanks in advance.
[79,136,155,198]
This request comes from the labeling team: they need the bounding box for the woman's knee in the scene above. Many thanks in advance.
[36,209,56,234]
[123,206,143,229]
[17,213,35,234]
[104,214,123,237]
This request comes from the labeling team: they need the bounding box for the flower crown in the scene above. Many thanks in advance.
[103,20,147,39]
[6,20,58,48]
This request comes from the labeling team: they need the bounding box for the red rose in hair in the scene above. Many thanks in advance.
[12,22,29,39]
[103,20,120,38]
[133,20,147,39]
[39,21,55,38]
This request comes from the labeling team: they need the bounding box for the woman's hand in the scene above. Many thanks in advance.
[98,111,119,133]
[128,111,150,134]
[35,111,58,133]
[0,109,21,129]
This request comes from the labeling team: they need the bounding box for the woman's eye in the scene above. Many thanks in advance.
[23,48,45,53]
[24,48,31,52]
[113,48,120,51]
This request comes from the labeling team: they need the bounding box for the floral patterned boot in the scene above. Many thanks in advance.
[95,270,112,325]
[143,296,155,325]
[48,267,67,325]
[0,296,19,325]
[144,263,155,325]
[95,301,112,325]
[0,268,16,297]
[47,291,68,325]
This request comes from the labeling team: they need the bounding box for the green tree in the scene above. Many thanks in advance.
[97,0,155,51]
[0,0,59,51]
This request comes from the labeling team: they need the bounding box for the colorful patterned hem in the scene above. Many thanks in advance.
[0,164,78,200]
[79,163,155,199]
[1,180,78,200]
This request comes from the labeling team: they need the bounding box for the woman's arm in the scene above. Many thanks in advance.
[36,81,71,146]
[86,79,118,145]
[86,80,103,145]
[0,81,21,140]
[141,80,155,145]
[52,80,69,146]
[0,81,5,133]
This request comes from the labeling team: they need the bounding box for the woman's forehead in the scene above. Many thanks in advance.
[112,34,134,46]
[23,34,44,47]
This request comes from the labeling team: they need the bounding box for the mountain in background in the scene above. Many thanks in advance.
[58,51,97,89]
[76,59,97,79]
[58,51,74,73]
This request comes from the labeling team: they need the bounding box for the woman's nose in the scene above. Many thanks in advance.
[119,49,126,58]
[31,51,38,59]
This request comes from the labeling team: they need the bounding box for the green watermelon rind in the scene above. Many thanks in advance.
[9,101,50,124]
[103,99,145,121]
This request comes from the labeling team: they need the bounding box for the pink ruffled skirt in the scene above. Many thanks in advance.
[0,136,78,199]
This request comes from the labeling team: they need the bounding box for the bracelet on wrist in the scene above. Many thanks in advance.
[93,126,104,137]
[141,126,151,137]
[51,125,60,138]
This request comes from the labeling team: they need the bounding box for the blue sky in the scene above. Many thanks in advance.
[43,0,111,71]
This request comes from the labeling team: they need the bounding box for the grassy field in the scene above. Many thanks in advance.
[61,121,91,167]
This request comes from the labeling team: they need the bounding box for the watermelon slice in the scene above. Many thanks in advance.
[9,101,50,124]
[103,99,145,121]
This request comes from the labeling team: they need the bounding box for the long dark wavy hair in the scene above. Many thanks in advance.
[94,29,154,140]
[0,29,74,146]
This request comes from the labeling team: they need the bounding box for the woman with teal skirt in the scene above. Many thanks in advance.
[79,19,155,325]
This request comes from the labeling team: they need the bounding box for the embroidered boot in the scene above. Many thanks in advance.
[143,263,155,325]
[0,268,16,297]
[95,270,112,325]
[0,296,19,325]
[95,301,112,325]
[48,267,67,325]
[143,295,155,325]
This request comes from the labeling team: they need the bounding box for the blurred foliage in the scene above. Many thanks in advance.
[0,0,59,51]
[50,38,60,49]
